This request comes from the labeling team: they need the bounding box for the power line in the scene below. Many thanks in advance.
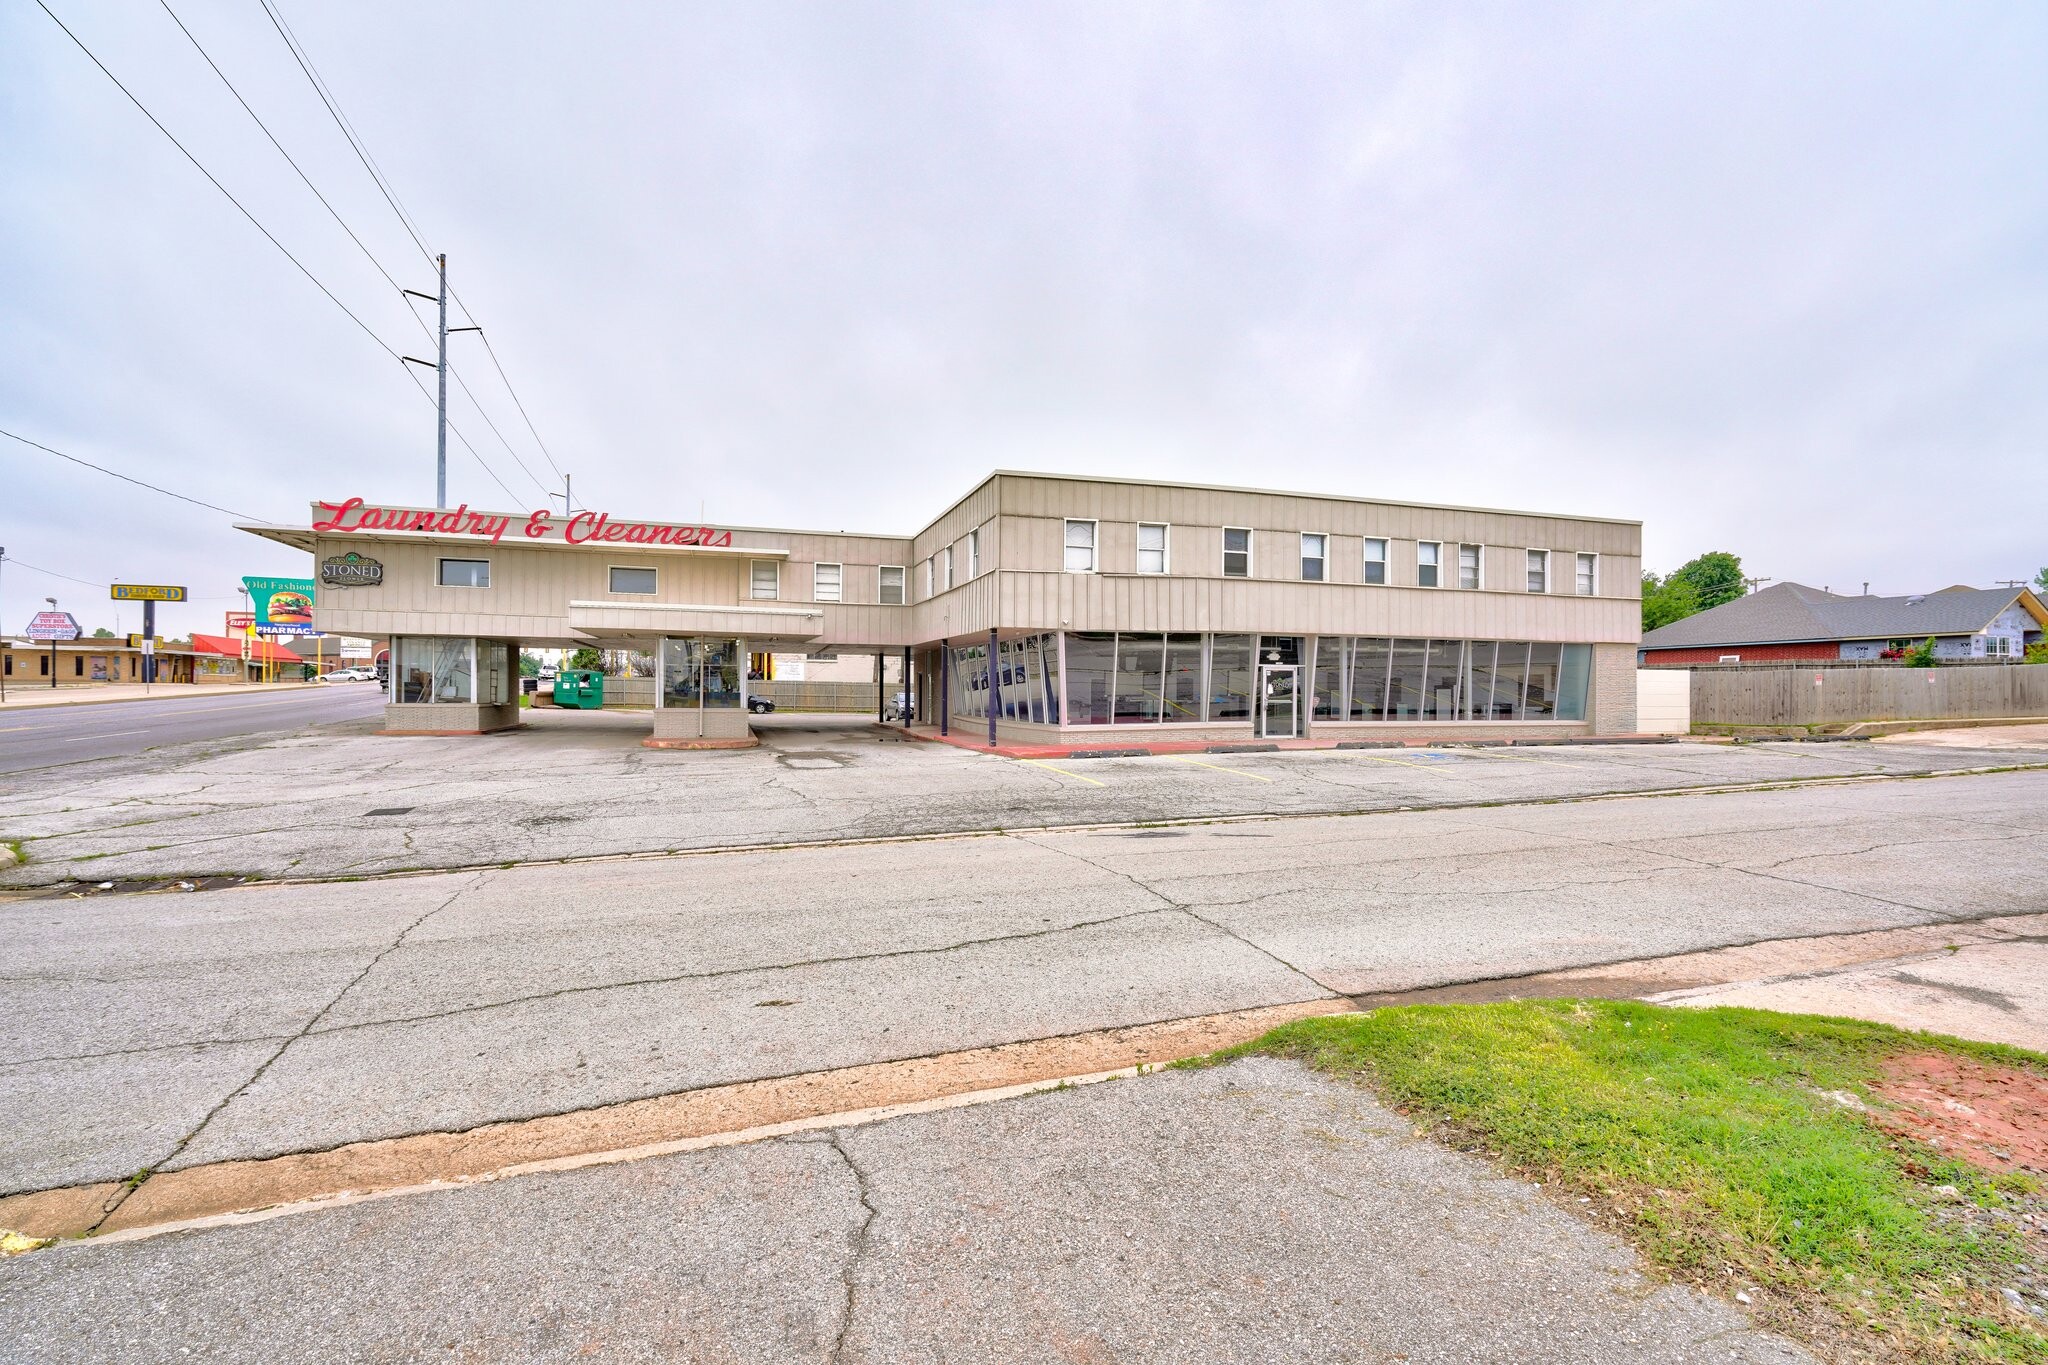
[3,557,108,592]
[157,0,549,503]
[255,0,570,493]
[1,426,258,519]
[33,0,408,368]
[255,0,434,267]
[35,0,529,506]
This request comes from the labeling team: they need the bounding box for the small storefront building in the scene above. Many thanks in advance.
[1,638,196,687]
[237,472,1643,743]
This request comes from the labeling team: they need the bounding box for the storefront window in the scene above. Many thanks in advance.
[1556,644,1591,721]
[1208,635,1254,720]
[1524,642,1562,719]
[1063,633,1115,725]
[660,637,742,708]
[1311,639,1344,719]
[484,642,511,706]
[1161,634,1203,722]
[396,638,473,703]
[1348,638,1391,719]
[1113,634,1164,723]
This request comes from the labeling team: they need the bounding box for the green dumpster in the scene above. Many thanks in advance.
[554,668,605,709]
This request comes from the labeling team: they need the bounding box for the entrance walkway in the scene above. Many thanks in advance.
[904,725,1672,760]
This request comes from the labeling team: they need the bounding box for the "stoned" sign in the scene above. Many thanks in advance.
[320,552,384,588]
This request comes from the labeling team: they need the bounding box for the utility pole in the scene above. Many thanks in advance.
[403,254,479,510]
[1742,575,1773,596]
[552,474,574,516]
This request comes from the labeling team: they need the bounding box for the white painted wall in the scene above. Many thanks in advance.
[1636,668,1691,734]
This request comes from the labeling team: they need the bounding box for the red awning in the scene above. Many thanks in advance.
[189,633,303,665]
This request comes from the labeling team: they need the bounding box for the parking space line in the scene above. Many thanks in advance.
[1459,749,1583,768]
[1020,759,1107,787]
[1171,756,1273,782]
[1346,751,1461,775]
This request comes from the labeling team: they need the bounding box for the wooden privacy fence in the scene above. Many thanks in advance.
[1687,664,2048,727]
[581,679,882,712]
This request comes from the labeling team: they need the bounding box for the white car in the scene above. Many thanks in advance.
[317,667,376,682]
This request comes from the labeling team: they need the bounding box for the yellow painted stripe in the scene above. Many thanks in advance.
[1346,751,1459,775]
[1171,756,1274,783]
[1020,759,1107,787]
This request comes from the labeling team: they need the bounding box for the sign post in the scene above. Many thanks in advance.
[29,607,81,690]
[111,586,184,688]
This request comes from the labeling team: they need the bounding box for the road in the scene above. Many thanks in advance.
[0,685,386,775]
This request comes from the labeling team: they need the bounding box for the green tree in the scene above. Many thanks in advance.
[1667,551,1745,612]
[91,627,115,639]
[567,646,604,673]
[1903,637,1938,668]
[2032,566,2047,595]
[518,651,541,677]
[2025,638,2048,665]
[1640,571,1701,632]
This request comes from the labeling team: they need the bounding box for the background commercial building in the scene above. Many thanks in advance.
[242,472,1642,743]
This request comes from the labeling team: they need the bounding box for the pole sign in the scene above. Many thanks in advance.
[27,611,81,641]
[111,584,187,601]
[312,498,737,549]
[225,611,255,633]
[243,576,316,636]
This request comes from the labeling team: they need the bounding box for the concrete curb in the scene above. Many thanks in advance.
[0,683,325,712]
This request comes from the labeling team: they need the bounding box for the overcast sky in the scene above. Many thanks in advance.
[4,1,2045,639]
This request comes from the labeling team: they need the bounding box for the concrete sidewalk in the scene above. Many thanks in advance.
[0,681,317,710]
[0,1059,1806,1364]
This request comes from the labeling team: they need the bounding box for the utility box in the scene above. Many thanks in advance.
[554,669,605,709]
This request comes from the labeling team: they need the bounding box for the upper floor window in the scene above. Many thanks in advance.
[608,566,657,595]
[1526,549,1550,593]
[1137,522,1168,574]
[1417,541,1441,588]
[1222,527,1251,578]
[1363,538,1387,585]
[814,562,843,603]
[1458,544,1481,590]
[1064,519,1097,573]
[1575,553,1597,596]
[1300,533,1326,582]
[967,529,981,578]
[922,558,934,599]
[438,558,489,588]
[879,565,906,606]
[749,560,779,600]
[942,544,955,591]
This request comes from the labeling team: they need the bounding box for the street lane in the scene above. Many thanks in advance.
[0,686,387,774]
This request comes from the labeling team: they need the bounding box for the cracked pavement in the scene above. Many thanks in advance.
[4,762,2045,1197]
[0,1059,1808,1363]
[3,711,2043,887]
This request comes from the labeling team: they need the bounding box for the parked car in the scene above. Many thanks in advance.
[883,690,915,722]
[316,667,376,683]
[746,695,777,714]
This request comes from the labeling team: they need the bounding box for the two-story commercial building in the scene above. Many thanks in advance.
[238,471,1642,745]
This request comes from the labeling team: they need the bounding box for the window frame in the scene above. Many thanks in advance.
[1221,526,1253,578]
[1458,543,1482,591]
[607,564,658,596]
[922,558,934,600]
[1299,532,1327,583]
[1063,518,1099,574]
[967,528,981,579]
[1575,552,1598,596]
[437,557,490,589]
[813,561,843,603]
[1136,521,1169,575]
[878,564,906,606]
[1362,537,1388,586]
[748,560,779,601]
[1526,549,1551,594]
[1416,541,1442,589]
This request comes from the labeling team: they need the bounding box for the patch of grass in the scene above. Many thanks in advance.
[2,838,25,866]
[1224,1002,2045,1362]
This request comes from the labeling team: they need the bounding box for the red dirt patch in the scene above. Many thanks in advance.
[1870,1051,2048,1174]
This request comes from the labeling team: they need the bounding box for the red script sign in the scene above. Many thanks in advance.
[312,499,736,549]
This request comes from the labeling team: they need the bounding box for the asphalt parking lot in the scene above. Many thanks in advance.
[2,710,2041,887]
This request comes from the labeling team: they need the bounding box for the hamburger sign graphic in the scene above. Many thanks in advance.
[243,576,318,636]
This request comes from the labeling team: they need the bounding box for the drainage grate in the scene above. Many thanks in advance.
[363,807,415,817]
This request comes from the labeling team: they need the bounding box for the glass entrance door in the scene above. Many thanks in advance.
[1257,664,1300,739]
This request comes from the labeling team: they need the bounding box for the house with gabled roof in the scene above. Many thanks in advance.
[1640,582,2045,665]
